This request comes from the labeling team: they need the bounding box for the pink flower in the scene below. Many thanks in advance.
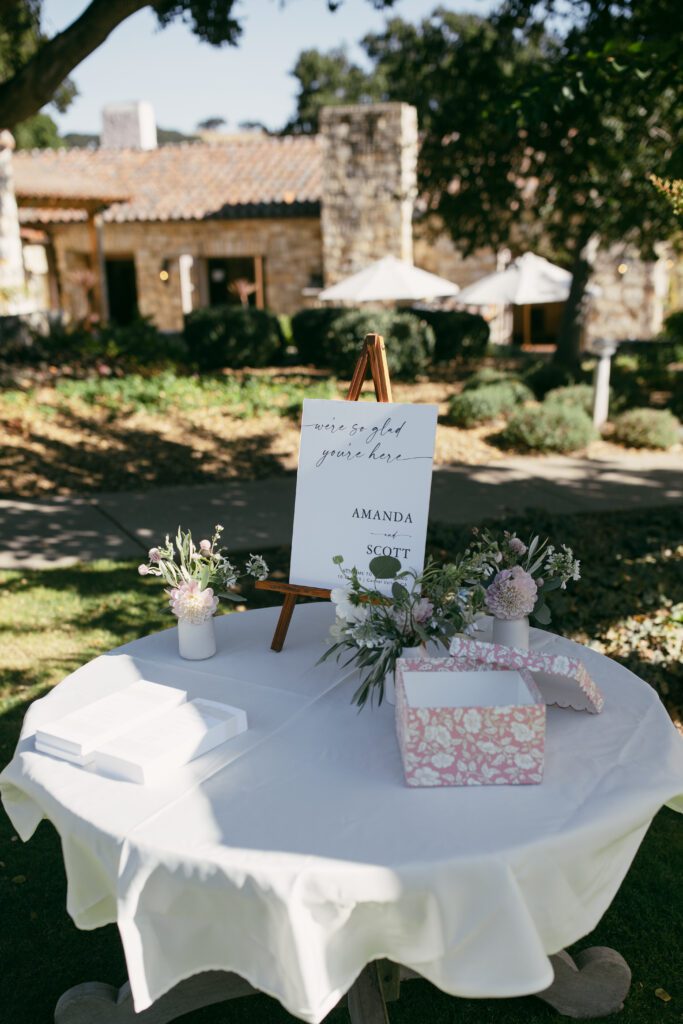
[199,539,212,554]
[148,547,161,563]
[138,564,150,576]
[168,579,218,624]
[413,598,434,624]
[507,537,527,556]
[484,566,537,620]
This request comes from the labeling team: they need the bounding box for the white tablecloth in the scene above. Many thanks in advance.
[2,603,682,1022]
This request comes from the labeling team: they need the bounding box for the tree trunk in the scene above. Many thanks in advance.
[0,0,147,129]
[554,244,596,372]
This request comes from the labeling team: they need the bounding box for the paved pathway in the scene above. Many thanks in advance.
[1,453,681,570]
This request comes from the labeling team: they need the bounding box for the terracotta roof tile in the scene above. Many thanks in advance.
[13,135,322,224]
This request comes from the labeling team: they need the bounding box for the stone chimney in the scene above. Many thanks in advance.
[319,103,418,286]
[101,101,157,150]
[0,130,28,314]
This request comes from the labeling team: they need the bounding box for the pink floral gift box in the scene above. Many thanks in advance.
[448,635,604,714]
[394,655,545,788]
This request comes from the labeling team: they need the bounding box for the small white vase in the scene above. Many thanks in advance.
[384,644,425,706]
[492,616,529,649]
[177,616,217,660]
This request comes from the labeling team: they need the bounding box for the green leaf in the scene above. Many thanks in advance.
[391,581,409,602]
[369,555,401,579]
[533,601,552,625]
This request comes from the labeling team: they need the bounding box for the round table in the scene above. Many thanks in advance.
[2,603,682,1024]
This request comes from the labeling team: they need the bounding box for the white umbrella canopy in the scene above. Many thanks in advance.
[457,252,575,306]
[317,255,460,303]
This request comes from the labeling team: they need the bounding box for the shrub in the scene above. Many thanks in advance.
[446,380,533,427]
[462,367,517,391]
[322,309,435,379]
[524,361,577,398]
[407,308,489,362]
[544,383,596,416]
[611,408,680,449]
[183,306,284,370]
[290,307,347,364]
[501,403,597,453]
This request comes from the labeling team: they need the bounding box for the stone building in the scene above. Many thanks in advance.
[4,102,680,342]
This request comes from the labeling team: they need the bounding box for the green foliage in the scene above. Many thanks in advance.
[544,383,595,416]
[290,307,348,364]
[183,306,284,370]
[407,308,489,362]
[523,362,577,398]
[51,370,337,419]
[660,311,683,351]
[0,316,184,368]
[284,47,386,134]
[462,367,517,391]
[13,112,63,149]
[501,403,597,453]
[446,381,532,427]
[612,408,681,450]
[321,309,435,379]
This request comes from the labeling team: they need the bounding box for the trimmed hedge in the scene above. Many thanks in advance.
[446,380,533,427]
[407,308,489,362]
[321,310,435,379]
[290,307,348,364]
[544,383,596,416]
[612,408,680,449]
[462,367,516,391]
[501,403,597,453]
[523,362,577,398]
[183,306,284,370]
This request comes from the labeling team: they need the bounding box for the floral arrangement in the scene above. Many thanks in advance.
[463,528,581,625]
[138,525,268,624]
[320,553,481,708]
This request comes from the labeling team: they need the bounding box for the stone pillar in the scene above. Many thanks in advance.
[320,103,418,286]
[0,130,28,314]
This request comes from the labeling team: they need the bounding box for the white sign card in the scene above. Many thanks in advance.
[289,399,438,592]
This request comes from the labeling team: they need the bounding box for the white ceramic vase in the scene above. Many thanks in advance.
[177,616,217,660]
[384,644,425,706]
[491,616,530,650]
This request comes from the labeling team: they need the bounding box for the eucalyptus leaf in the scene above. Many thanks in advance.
[369,555,401,579]
[533,601,552,625]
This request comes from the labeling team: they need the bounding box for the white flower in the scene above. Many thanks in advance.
[431,752,455,768]
[511,722,533,742]
[514,753,535,770]
[245,553,269,581]
[424,724,452,747]
[412,766,441,785]
[463,709,482,734]
[168,580,218,624]
[138,564,150,576]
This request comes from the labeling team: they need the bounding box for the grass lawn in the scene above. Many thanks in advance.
[1,507,681,1023]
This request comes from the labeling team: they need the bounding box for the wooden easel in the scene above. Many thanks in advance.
[255,332,393,652]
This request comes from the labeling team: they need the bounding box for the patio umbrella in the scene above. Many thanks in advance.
[456,252,574,306]
[317,255,459,302]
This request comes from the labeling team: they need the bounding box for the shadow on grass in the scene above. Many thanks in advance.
[1,411,287,498]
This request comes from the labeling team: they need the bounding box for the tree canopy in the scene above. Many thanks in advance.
[0,0,394,131]
[288,1,682,366]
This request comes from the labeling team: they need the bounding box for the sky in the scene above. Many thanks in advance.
[42,0,500,136]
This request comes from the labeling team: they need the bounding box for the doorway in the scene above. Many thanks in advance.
[105,257,138,325]
[207,257,265,308]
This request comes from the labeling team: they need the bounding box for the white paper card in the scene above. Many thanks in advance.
[94,698,248,784]
[289,399,438,592]
[35,680,187,760]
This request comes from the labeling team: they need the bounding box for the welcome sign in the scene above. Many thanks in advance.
[289,399,438,592]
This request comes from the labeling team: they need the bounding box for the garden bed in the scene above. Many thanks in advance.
[1,369,677,498]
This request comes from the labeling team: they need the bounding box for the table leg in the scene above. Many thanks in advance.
[54,971,257,1024]
[537,948,632,1019]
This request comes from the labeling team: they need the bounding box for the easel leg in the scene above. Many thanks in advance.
[347,963,391,1024]
[271,593,297,652]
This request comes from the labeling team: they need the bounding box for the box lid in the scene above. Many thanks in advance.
[448,635,604,714]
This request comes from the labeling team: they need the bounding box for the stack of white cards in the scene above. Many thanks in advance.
[34,680,248,784]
